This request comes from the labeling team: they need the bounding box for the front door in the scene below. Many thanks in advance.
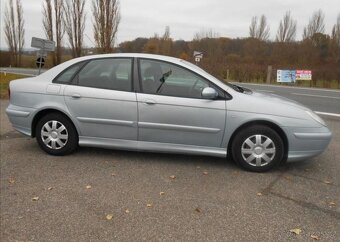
[137,58,226,147]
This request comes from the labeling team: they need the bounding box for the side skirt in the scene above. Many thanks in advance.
[79,136,227,158]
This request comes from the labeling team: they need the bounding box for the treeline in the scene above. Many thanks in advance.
[118,29,340,82]
[2,0,340,83]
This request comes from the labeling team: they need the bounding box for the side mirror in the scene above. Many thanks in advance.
[202,87,218,99]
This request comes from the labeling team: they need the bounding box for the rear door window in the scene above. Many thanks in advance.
[76,58,132,92]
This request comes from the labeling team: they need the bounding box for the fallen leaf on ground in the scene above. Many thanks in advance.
[256,192,263,196]
[195,207,201,213]
[106,214,113,220]
[147,203,152,207]
[125,209,130,213]
[8,178,15,184]
[111,173,116,176]
[323,180,332,184]
[86,185,92,189]
[289,228,302,235]
[47,187,53,191]
[329,201,336,206]
[202,171,208,175]
[169,175,176,179]
[311,235,320,240]
[284,176,291,180]
[32,196,39,201]
[159,192,165,196]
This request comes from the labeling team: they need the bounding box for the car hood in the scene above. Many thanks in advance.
[249,91,310,111]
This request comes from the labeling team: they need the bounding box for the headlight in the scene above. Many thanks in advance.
[306,111,326,126]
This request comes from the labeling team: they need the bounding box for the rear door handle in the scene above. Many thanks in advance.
[71,93,81,99]
[145,99,156,105]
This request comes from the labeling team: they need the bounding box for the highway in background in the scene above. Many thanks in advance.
[233,82,340,116]
[1,67,339,116]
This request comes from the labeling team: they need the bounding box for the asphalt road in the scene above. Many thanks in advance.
[0,99,339,241]
[233,82,340,115]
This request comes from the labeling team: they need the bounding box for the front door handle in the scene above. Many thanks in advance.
[71,93,81,99]
[145,99,156,105]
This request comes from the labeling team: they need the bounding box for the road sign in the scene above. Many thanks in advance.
[277,70,296,83]
[193,51,203,65]
[296,70,312,81]
[193,51,203,59]
[36,57,45,68]
[31,37,55,51]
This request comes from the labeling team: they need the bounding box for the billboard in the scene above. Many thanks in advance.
[277,70,296,83]
[296,70,312,81]
[277,70,312,82]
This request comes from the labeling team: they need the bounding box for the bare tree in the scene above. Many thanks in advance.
[303,9,325,39]
[3,0,25,66]
[332,14,340,45]
[249,15,270,41]
[193,29,220,40]
[92,0,121,53]
[42,0,65,65]
[64,0,86,57]
[276,11,296,42]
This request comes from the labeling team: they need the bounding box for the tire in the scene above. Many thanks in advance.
[231,125,284,172]
[35,112,78,156]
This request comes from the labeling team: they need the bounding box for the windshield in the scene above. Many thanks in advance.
[180,60,245,92]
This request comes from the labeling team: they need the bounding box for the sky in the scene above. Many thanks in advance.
[0,0,339,49]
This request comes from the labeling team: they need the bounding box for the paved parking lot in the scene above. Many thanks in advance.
[1,100,339,241]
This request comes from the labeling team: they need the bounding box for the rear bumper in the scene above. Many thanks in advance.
[6,104,36,136]
[285,127,332,162]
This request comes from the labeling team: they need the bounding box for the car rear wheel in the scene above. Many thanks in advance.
[231,125,284,172]
[35,113,78,155]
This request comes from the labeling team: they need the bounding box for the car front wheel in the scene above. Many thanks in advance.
[231,125,284,172]
[35,113,78,155]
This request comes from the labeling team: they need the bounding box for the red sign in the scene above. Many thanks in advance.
[296,70,312,81]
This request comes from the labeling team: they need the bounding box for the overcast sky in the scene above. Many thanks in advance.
[0,0,339,49]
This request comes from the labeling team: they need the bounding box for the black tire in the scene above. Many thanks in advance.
[35,112,78,156]
[231,125,284,172]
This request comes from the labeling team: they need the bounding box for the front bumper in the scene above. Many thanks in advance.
[284,126,332,162]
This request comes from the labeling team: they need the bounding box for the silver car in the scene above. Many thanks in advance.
[6,53,332,172]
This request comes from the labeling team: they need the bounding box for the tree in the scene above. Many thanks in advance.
[276,11,296,42]
[332,14,340,45]
[64,0,86,57]
[42,0,64,65]
[92,0,121,53]
[303,9,325,39]
[3,0,25,66]
[249,15,270,41]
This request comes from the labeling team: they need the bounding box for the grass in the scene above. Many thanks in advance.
[0,73,29,99]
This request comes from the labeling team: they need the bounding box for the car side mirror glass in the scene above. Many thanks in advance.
[202,87,218,99]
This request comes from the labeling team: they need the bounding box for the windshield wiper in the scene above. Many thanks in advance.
[156,69,172,93]
[232,84,245,93]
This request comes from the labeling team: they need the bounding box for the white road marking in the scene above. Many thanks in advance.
[292,93,340,100]
[315,111,340,118]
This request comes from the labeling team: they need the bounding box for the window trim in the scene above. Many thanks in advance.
[53,57,135,93]
[52,60,88,84]
[137,57,231,100]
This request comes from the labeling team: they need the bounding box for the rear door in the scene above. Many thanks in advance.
[62,58,138,140]
[136,58,226,147]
